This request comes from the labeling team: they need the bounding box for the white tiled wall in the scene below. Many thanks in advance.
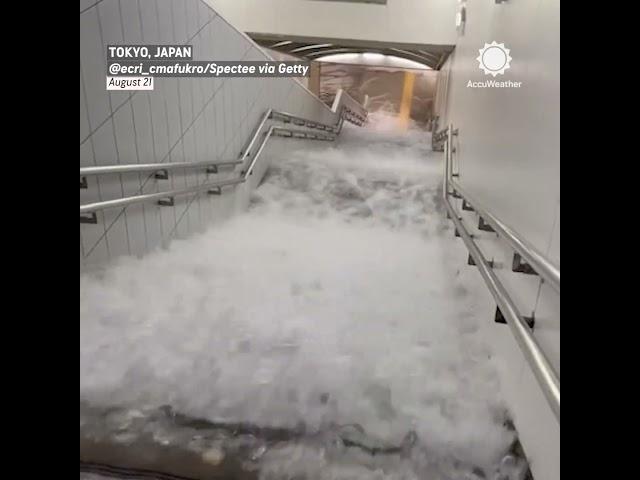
[80,0,339,271]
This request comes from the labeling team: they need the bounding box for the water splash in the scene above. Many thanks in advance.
[80,114,526,479]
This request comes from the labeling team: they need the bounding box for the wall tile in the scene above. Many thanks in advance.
[186,0,199,39]
[80,7,110,131]
[164,79,182,148]
[102,207,130,260]
[139,0,160,42]
[148,90,170,163]
[156,0,174,43]
[81,0,347,269]
[131,94,156,164]
[171,0,187,44]
[81,211,111,266]
[120,0,143,43]
[97,0,129,111]
[124,202,148,258]
[179,80,194,130]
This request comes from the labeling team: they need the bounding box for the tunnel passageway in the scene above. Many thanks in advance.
[80,116,527,480]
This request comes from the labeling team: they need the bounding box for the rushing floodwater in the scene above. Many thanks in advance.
[80,116,528,480]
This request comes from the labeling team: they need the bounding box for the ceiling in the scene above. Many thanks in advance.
[248,32,454,70]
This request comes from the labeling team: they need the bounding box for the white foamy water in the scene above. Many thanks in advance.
[80,115,524,479]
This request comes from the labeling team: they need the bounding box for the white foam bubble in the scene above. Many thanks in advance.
[80,113,519,478]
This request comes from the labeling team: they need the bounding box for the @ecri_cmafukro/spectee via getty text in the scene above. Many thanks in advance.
[106,44,310,91]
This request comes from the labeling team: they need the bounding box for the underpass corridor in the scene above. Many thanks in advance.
[80,117,528,480]
[81,1,559,477]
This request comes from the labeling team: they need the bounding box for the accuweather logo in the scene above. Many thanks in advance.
[477,41,511,76]
[467,41,522,89]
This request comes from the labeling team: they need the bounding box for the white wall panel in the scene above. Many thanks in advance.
[437,1,560,479]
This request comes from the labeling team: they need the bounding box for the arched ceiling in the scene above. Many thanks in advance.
[248,33,454,70]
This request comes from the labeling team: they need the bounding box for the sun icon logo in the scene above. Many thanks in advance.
[476,42,512,76]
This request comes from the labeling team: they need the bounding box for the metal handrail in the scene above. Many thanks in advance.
[239,108,342,180]
[438,125,559,292]
[80,160,242,177]
[79,119,337,218]
[269,90,367,135]
[271,110,338,132]
[433,125,456,152]
[238,89,364,177]
[81,89,367,223]
[239,124,337,180]
[272,127,336,141]
[332,89,368,123]
[242,124,274,179]
[80,178,245,215]
[443,124,560,420]
[449,178,560,292]
[239,108,274,165]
